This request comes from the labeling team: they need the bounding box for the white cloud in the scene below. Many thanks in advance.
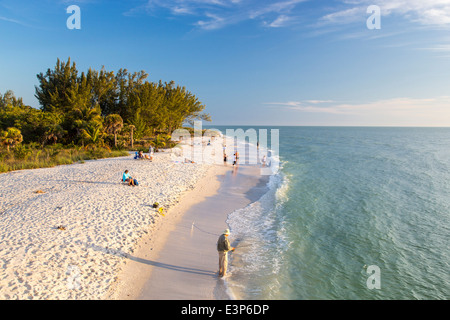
[318,7,365,25]
[0,15,33,27]
[311,0,450,54]
[267,15,291,28]
[419,7,450,25]
[306,100,335,104]
[128,0,450,33]
[171,6,194,15]
[333,0,450,26]
[129,0,307,30]
[0,16,23,25]
[195,13,226,30]
[265,101,342,114]
[249,0,306,19]
[265,97,450,126]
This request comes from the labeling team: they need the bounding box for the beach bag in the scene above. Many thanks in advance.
[134,179,139,186]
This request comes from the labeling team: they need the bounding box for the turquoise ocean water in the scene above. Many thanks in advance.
[209,126,450,300]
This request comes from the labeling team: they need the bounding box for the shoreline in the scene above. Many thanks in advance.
[105,164,230,299]
[0,151,212,300]
[111,163,269,300]
[0,143,270,300]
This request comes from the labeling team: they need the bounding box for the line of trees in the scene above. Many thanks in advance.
[1,57,211,149]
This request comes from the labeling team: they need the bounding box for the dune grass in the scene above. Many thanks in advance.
[0,144,129,173]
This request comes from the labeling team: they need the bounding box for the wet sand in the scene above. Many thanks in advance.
[0,152,211,300]
[112,163,269,300]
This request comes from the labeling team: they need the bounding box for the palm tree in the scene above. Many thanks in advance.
[81,124,102,145]
[104,114,123,148]
[1,127,23,152]
[71,105,103,146]
[128,124,136,148]
[44,124,65,145]
[152,134,166,152]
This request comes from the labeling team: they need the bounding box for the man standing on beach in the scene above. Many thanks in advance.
[217,229,235,277]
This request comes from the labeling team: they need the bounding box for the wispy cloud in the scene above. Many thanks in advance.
[306,0,450,58]
[320,0,450,27]
[265,97,450,126]
[263,15,288,28]
[0,15,34,28]
[249,0,306,19]
[317,7,365,26]
[126,0,450,32]
[126,0,307,30]
[265,100,343,114]
[0,16,24,25]
[195,12,227,30]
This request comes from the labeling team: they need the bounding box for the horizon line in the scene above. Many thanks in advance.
[202,124,450,128]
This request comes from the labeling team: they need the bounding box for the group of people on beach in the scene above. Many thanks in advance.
[222,141,270,168]
[223,145,239,166]
[126,146,157,185]
[122,145,249,279]
[134,146,154,161]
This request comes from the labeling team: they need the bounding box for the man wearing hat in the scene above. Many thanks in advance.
[217,229,235,277]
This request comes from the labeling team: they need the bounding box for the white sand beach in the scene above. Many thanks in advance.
[0,151,213,300]
[113,163,268,300]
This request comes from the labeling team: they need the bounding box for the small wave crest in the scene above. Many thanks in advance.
[224,164,291,299]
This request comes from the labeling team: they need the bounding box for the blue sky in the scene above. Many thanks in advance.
[1,0,450,126]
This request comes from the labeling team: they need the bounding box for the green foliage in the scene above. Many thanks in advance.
[1,57,211,156]
[0,127,23,152]
[0,145,128,173]
[81,124,102,145]
[104,114,123,147]
[13,144,31,160]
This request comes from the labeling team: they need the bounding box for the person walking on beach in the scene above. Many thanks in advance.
[217,229,235,277]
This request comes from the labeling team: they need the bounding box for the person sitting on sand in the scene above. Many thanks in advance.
[122,170,136,186]
[217,229,235,277]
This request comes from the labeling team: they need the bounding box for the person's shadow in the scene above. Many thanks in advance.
[78,241,217,277]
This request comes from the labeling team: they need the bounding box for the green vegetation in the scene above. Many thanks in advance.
[0,57,211,173]
[0,143,128,173]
